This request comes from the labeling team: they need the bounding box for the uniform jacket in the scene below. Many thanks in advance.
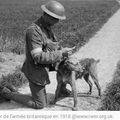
[21,17,62,86]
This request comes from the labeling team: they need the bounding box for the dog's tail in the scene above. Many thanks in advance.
[91,58,100,64]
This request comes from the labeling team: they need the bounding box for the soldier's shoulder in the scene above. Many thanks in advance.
[26,23,42,34]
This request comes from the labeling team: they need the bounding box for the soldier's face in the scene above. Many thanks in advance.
[49,16,59,26]
[44,13,59,26]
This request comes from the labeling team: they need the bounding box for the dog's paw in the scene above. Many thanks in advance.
[72,107,78,111]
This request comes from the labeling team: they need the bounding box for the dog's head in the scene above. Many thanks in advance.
[55,57,68,71]
[56,57,84,72]
[65,57,84,72]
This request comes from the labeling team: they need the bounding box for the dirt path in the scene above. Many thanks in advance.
[1,8,120,111]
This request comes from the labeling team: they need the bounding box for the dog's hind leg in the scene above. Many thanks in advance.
[90,63,101,98]
[91,74,101,98]
[83,73,92,95]
[70,71,78,111]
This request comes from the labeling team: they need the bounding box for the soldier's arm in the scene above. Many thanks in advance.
[26,27,62,65]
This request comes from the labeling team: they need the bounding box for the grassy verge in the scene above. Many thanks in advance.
[100,61,120,110]
[0,0,119,54]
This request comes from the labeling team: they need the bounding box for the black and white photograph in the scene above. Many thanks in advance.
[0,0,120,119]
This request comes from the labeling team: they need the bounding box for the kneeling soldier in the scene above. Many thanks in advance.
[0,0,73,109]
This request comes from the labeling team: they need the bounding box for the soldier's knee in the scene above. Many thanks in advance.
[34,101,47,109]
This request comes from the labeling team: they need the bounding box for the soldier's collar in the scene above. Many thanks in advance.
[35,17,51,32]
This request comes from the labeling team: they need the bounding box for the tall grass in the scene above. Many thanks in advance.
[100,61,120,110]
[0,0,119,54]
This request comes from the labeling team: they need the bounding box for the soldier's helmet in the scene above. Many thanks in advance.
[41,1,66,20]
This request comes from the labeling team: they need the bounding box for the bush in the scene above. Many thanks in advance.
[0,67,28,89]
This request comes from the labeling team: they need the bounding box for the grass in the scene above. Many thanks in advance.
[0,0,119,92]
[0,0,119,54]
[0,67,28,89]
[100,61,120,110]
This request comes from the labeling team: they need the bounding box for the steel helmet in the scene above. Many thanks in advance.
[41,1,66,20]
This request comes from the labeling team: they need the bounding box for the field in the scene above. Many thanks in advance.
[0,0,120,110]
[0,0,119,54]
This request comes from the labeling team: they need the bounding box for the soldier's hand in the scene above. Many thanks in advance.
[61,46,75,58]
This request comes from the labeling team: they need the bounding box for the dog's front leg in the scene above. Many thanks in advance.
[54,82,62,103]
[70,71,78,111]
[52,72,62,104]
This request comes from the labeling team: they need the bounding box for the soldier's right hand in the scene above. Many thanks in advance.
[61,47,75,58]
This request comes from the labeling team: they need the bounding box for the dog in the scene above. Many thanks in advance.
[53,57,101,110]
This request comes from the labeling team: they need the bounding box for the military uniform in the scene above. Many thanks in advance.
[22,17,62,85]
[0,1,71,109]
[0,17,64,109]
[21,17,64,108]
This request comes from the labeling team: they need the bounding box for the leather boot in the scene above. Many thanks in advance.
[3,83,17,92]
[0,85,10,102]
[1,87,45,109]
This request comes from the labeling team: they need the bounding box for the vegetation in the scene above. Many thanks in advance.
[0,67,28,89]
[100,61,120,110]
[0,0,119,91]
[0,0,119,54]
